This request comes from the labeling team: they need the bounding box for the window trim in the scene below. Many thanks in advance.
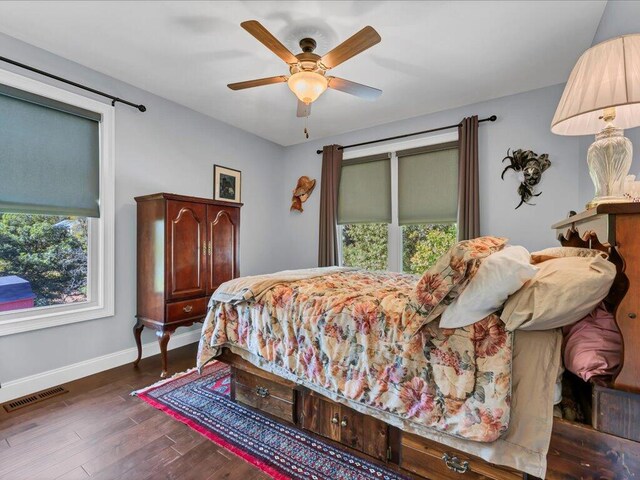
[340,132,458,272]
[0,68,115,336]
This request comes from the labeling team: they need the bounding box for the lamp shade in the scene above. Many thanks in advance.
[552,34,640,135]
[287,72,328,104]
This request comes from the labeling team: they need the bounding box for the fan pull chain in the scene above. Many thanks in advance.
[304,115,309,139]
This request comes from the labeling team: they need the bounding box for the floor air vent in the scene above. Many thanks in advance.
[3,385,68,412]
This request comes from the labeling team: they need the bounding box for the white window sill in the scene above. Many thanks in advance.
[0,300,114,336]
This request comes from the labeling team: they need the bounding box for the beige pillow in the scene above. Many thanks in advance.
[530,246,608,265]
[500,255,616,331]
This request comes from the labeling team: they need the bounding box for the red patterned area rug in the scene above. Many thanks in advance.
[134,361,410,480]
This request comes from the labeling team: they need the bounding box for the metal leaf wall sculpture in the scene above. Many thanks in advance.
[501,149,551,209]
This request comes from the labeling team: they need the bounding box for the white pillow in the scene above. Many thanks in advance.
[439,246,537,328]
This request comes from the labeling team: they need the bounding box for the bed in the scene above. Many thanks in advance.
[197,206,640,479]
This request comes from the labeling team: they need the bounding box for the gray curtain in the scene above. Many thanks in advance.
[318,144,343,267]
[457,116,480,240]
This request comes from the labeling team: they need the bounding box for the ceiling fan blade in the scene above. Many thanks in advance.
[328,77,382,101]
[297,100,311,118]
[227,75,288,90]
[241,20,299,64]
[320,26,381,69]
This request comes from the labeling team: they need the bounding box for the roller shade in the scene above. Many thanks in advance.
[337,153,391,224]
[0,83,101,217]
[397,142,458,225]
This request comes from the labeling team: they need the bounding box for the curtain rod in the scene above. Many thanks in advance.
[316,115,497,154]
[0,55,147,112]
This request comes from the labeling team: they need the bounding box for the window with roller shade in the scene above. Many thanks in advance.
[337,142,458,273]
[337,154,391,270]
[0,83,100,217]
[397,143,459,274]
[0,69,114,335]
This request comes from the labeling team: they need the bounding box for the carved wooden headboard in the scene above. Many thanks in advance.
[553,204,640,393]
[558,227,629,311]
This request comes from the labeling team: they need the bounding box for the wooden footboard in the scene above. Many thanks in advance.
[216,349,639,480]
[546,418,640,479]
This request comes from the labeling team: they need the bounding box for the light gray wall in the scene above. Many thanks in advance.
[4,0,638,387]
[0,32,288,384]
[592,0,640,43]
[577,0,640,207]
[280,84,583,269]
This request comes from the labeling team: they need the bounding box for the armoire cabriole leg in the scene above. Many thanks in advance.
[133,319,144,367]
[156,329,172,378]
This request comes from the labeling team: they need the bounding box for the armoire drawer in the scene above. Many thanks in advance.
[232,367,296,423]
[401,432,521,480]
[165,296,208,323]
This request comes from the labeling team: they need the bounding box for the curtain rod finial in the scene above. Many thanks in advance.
[138,105,147,112]
[489,115,497,121]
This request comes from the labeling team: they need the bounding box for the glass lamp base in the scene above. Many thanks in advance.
[586,196,634,210]
[586,125,632,209]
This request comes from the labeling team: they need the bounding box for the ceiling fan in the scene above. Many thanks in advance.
[228,20,382,117]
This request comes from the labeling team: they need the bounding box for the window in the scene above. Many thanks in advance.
[0,69,114,336]
[338,136,458,273]
[397,143,459,274]
[337,154,391,270]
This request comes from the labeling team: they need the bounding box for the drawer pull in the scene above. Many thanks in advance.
[442,453,469,474]
[629,312,637,319]
[182,305,193,313]
[331,414,339,425]
[340,416,348,427]
[255,386,269,398]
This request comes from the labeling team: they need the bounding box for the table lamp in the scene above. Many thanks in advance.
[552,34,640,208]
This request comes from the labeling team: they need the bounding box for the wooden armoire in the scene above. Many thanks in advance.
[133,193,241,377]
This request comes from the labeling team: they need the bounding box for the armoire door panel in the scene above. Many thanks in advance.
[166,201,207,300]
[207,206,238,293]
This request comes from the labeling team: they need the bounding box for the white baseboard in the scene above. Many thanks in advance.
[0,329,201,404]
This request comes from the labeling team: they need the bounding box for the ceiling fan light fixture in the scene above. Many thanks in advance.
[287,71,328,104]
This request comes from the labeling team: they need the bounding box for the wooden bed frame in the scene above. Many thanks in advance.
[216,205,640,479]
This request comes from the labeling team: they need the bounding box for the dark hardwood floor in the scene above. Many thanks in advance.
[0,343,270,480]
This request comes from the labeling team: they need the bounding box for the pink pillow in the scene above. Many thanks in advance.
[562,303,621,381]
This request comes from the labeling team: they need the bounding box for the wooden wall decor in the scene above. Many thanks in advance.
[290,176,316,212]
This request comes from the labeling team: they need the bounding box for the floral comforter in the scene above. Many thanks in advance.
[197,270,512,442]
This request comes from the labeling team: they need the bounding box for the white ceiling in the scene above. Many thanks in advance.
[0,1,606,146]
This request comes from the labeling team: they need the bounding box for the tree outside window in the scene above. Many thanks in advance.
[0,213,88,310]
[341,222,456,274]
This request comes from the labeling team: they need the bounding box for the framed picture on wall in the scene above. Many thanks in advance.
[213,165,242,203]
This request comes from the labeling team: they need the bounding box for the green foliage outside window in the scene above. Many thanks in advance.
[402,224,457,274]
[0,213,88,307]
[341,223,388,271]
[341,223,457,274]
